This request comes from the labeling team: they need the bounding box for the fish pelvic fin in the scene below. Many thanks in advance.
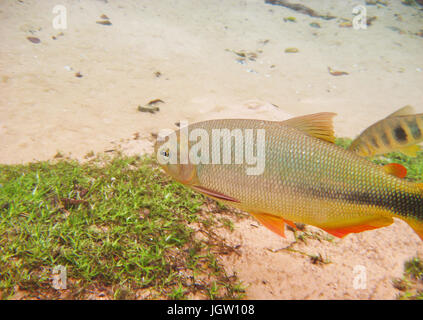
[250,212,287,238]
[398,145,420,157]
[320,216,394,238]
[383,163,407,178]
[282,112,337,143]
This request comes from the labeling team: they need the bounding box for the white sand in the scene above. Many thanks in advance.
[1,0,422,163]
[1,0,423,299]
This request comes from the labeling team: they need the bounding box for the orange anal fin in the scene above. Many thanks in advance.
[383,163,407,178]
[320,217,394,238]
[250,212,287,238]
[284,219,298,230]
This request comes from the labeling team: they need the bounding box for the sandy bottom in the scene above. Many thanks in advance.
[216,215,423,299]
[1,0,423,299]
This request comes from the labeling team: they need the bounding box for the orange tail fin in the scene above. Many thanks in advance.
[403,183,423,241]
[405,218,423,241]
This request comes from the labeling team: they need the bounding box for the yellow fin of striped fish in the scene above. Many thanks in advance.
[282,112,337,143]
[386,105,415,118]
[398,145,420,157]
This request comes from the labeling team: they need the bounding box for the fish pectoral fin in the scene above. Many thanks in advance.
[282,112,337,143]
[250,212,288,238]
[320,217,394,238]
[398,145,420,157]
[383,163,407,178]
[192,185,240,203]
[386,105,415,118]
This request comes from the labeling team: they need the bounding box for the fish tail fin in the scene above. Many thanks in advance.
[403,216,423,241]
[402,183,423,241]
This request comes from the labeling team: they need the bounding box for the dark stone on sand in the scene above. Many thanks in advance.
[96,20,112,26]
[138,105,160,114]
[265,0,336,20]
[27,36,40,44]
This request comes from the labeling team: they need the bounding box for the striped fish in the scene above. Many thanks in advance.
[155,113,423,242]
[349,106,423,157]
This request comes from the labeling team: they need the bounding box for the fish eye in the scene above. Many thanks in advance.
[161,149,170,158]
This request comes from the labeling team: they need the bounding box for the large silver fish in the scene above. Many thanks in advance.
[155,113,423,241]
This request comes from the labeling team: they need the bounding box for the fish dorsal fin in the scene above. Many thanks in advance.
[386,105,415,118]
[383,163,407,178]
[282,112,337,143]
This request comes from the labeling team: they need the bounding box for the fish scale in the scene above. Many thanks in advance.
[156,115,423,241]
[196,120,413,221]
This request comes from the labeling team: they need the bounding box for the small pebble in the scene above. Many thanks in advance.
[285,47,299,53]
[283,16,296,22]
[339,21,352,28]
[138,105,159,113]
[328,67,348,76]
[147,99,164,106]
[309,22,321,28]
[96,20,112,26]
[138,99,163,113]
